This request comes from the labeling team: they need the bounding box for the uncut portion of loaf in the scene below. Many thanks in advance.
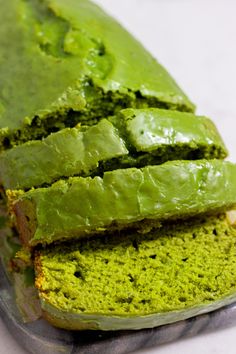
[35,213,236,330]
[0,0,194,149]
[12,160,236,247]
[0,108,227,190]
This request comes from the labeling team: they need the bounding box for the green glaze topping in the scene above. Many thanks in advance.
[0,120,128,190]
[0,109,227,190]
[0,0,194,149]
[35,214,236,330]
[117,108,227,156]
[13,160,236,246]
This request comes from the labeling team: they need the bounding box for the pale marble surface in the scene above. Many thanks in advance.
[0,0,236,353]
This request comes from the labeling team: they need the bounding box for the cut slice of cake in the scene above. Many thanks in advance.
[12,160,236,247]
[34,213,236,330]
[0,109,227,190]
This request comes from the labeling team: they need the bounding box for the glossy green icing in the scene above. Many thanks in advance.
[13,160,236,246]
[0,120,128,190]
[35,214,236,330]
[117,108,227,155]
[0,0,194,149]
[0,109,227,190]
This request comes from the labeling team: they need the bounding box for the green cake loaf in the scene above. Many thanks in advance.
[12,160,236,247]
[0,108,227,190]
[35,213,236,330]
[1,0,236,334]
[0,0,194,150]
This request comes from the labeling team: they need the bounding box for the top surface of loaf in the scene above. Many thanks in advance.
[0,0,194,148]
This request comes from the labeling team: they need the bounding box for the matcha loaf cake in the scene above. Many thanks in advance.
[1,0,236,334]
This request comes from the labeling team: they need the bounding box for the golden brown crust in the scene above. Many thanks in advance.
[34,251,44,291]
[13,199,37,248]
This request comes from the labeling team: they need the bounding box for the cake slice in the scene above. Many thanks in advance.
[0,108,227,190]
[0,0,194,150]
[34,213,236,330]
[12,160,236,247]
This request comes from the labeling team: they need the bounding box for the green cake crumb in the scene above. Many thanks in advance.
[35,214,236,330]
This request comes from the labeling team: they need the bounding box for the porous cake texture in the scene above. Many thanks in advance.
[35,214,236,330]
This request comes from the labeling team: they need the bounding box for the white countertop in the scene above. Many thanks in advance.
[1,0,236,353]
